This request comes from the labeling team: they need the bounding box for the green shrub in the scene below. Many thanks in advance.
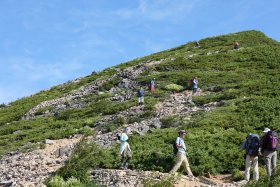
[47,175,88,187]
[232,169,243,181]
[164,84,184,92]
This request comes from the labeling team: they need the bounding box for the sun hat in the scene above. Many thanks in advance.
[263,127,271,133]
[179,130,187,134]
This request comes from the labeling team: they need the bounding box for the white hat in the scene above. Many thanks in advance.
[263,128,271,133]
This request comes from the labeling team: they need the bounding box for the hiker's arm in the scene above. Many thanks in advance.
[176,143,185,150]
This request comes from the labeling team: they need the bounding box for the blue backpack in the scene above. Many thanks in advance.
[244,134,260,156]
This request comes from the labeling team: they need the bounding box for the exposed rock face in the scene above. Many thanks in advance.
[91,169,170,187]
[90,169,247,187]
[22,60,163,120]
[94,91,217,148]
[0,136,82,187]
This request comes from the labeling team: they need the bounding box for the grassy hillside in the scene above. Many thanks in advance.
[1,30,280,186]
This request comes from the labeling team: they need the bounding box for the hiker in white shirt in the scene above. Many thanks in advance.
[170,130,193,176]
[119,127,132,169]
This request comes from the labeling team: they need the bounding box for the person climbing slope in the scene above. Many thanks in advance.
[233,41,240,49]
[260,127,279,177]
[118,127,132,169]
[192,77,198,94]
[137,86,145,105]
[241,133,260,181]
[170,130,193,177]
[150,78,156,93]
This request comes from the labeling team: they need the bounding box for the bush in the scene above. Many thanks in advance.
[232,169,243,181]
[164,84,184,92]
[47,176,83,187]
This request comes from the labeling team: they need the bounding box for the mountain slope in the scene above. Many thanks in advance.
[0,30,280,186]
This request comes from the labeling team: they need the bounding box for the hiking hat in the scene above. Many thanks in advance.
[263,128,271,133]
[179,130,187,134]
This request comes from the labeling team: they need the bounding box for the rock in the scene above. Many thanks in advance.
[12,130,21,135]
[45,139,54,144]
[151,118,162,129]
[56,146,72,157]
[0,181,13,187]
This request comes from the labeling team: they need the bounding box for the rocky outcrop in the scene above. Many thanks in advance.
[0,135,82,187]
[90,169,247,187]
[91,169,172,187]
[22,60,164,120]
[94,91,219,148]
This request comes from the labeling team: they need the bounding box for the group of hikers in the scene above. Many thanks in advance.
[137,77,199,105]
[242,128,279,181]
[194,40,240,49]
[117,127,278,181]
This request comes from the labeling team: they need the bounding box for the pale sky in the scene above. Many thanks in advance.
[0,0,279,103]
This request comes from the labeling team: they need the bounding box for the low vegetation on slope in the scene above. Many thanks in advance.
[1,30,280,186]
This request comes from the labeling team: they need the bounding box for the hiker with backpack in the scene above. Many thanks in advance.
[118,127,132,169]
[170,130,193,177]
[241,133,260,181]
[149,78,156,93]
[260,128,279,177]
[137,87,145,105]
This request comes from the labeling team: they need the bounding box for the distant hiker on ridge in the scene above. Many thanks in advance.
[260,128,279,177]
[241,133,260,181]
[137,86,145,105]
[118,127,132,169]
[195,41,200,48]
[233,41,240,49]
[170,130,193,177]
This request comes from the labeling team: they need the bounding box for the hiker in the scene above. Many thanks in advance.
[260,128,279,177]
[233,41,240,49]
[137,87,145,105]
[170,130,193,176]
[192,77,198,94]
[195,41,200,48]
[149,78,156,93]
[118,127,132,169]
[241,133,260,181]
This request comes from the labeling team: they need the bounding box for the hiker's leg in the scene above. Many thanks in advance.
[264,151,272,177]
[244,155,252,181]
[138,97,141,105]
[271,151,277,175]
[182,155,193,176]
[121,155,125,168]
[170,154,183,174]
[141,96,144,104]
[252,156,259,181]
[124,150,132,169]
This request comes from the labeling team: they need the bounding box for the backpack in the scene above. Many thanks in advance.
[137,89,144,97]
[173,142,178,155]
[117,134,121,140]
[245,134,260,156]
[173,137,182,155]
[188,79,193,88]
[266,131,278,150]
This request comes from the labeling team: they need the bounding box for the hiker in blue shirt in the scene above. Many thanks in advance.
[137,87,145,105]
